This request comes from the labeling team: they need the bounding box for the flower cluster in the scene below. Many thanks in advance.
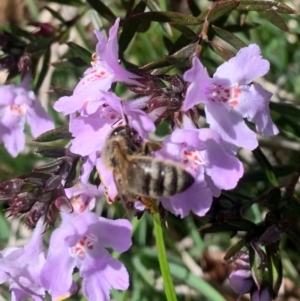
[0,18,279,301]
[0,74,54,157]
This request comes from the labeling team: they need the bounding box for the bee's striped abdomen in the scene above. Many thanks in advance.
[127,157,194,198]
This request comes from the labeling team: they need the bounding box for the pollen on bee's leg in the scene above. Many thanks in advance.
[140,196,156,213]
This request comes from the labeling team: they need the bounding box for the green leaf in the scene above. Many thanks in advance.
[132,11,202,25]
[266,244,282,296]
[207,41,234,60]
[64,156,83,188]
[241,165,295,183]
[252,147,279,187]
[44,6,66,23]
[35,146,67,158]
[49,86,73,97]
[187,0,201,16]
[67,42,92,64]
[249,244,264,290]
[51,56,88,68]
[257,11,289,32]
[42,0,84,7]
[212,25,247,50]
[169,263,227,301]
[34,126,72,142]
[199,223,237,234]
[286,227,300,252]
[166,42,198,68]
[153,211,178,301]
[132,256,156,286]
[207,0,240,22]
[270,102,300,117]
[86,0,116,22]
[237,0,297,14]
[119,0,148,55]
[224,238,247,261]
[141,42,198,70]
[0,213,10,241]
[170,24,198,40]
[34,47,51,92]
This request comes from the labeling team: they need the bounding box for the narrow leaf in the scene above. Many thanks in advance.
[132,256,156,286]
[169,263,227,301]
[270,102,300,117]
[119,0,147,55]
[171,24,198,40]
[44,6,66,23]
[240,165,295,183]
[35,146,66,158]
[141,42,198,70]
[66,42,92,64]
[224,238,247,261]
[34,126,72,142]
[187,0,201,16]
[286,228,300,252]
[252,147,279,187]
[132,11,202,25]
[34,47,51,92]
[167,42,198,68]
[64,156,83,188]
[42,0,84,7]
[249,244,264,290]
[207,0,240,22]
[212,25,247,50]
[49,86,73,97]
[237,0,296,14]
[86,0,116,22]
[207,41,234,60]
[266,244,282,297]
[258,11,289,32]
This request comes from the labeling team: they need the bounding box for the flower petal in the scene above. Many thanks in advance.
[205,102,258,151]
[183,57,212,110]
[214,44,269,86]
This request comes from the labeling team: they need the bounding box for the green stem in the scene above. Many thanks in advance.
[153,211,178,301]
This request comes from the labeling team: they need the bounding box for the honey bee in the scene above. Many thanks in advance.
[102,124,194,212]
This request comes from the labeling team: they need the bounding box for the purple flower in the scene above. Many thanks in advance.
[0,218,46,301]
[183,44,278,151]
[0,75,54,157]
[65,182,104,214]
[54,18,140,115]
[156,117,243,218]
[251,288,272,301]
[40,212,132,301]
[229,269,253,294]
[69,92,154,199]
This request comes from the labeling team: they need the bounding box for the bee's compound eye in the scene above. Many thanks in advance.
[111,126,126,136]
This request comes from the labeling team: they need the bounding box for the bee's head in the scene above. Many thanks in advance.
[109,125,142,155]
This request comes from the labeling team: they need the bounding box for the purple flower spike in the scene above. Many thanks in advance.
[0,218,46,301]
[0,75,54,157]
[183,44,278,151]
[40,212,132,301]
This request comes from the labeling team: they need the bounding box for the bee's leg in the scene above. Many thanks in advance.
[142,141,163,155]
[140,196,156,213]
